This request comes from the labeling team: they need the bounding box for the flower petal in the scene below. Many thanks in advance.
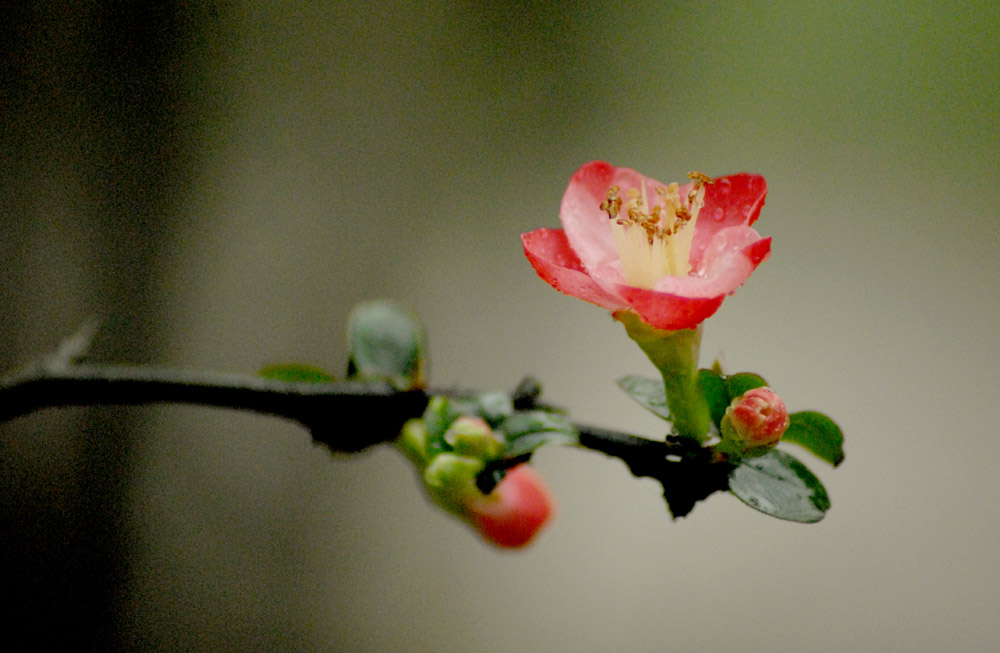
[524,163,772,332]
[618,229,772,331]
[522,228,629,312]
[617,287,725,331]
[690,173,767,270]
[560,161,666,274]
[693,227,772,291]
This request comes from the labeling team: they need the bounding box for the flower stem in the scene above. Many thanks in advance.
[615,312,711,441]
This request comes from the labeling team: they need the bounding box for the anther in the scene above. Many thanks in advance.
[600,186,622,219]
[687,171,715,185]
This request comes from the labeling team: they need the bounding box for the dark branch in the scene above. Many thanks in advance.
[576,425,732,518]
[0,351,731,514]
[0,359,429,452]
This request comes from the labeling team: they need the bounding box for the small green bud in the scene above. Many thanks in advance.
[396,418,430,465]
[422,453,485,514]
[443,416,505,459]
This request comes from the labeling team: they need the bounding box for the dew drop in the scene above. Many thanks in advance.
[712,207,725,221]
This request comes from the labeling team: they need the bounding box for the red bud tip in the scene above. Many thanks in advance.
[466,465,555,549]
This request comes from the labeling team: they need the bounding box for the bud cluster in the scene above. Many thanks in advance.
[396,396,553,548]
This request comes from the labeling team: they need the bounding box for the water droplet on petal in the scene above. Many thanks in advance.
[712,207,725,221]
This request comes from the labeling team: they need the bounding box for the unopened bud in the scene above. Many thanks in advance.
[721,387,789,451]
[422,453,484,513]
[443,416,505,459]
[465,465,554,549]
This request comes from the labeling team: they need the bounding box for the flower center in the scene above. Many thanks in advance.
[600,172,713,288]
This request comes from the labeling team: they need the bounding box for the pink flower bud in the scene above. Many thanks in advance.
[465,465,555,549]
[723,387,789,449]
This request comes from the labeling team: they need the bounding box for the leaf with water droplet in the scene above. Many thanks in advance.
[729,450,830,523]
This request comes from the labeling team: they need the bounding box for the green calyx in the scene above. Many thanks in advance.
[615,311,711,441]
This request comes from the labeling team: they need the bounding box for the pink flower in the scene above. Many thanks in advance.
[465,465,554,549]
[723,387,790,448]
[522,161,772,330]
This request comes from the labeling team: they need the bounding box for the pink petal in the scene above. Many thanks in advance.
[525,163,772,332]
[521,228,629,312]
[617,287,725,331]
[560,161,667,275]
[618,230,772,331]
[693,228,772,291]
[690,173,767,269]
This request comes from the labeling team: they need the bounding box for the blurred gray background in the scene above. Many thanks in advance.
[2,1,998,650]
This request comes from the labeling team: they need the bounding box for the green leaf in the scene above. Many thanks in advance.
[724,372,768,400]
[499,411,578,458]
[346,300,425,390]
[782,411,845,467]
[421,396,461,455]
[448,392,514,428]
[698,368,728,429]
[729,450,831,523]
[617,375,671,421]
[258,363,336,384]
[470,392,514,428]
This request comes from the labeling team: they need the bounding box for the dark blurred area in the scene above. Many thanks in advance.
[2,3,205,646]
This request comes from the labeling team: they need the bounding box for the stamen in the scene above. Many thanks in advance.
[600,186,621,219]
[686,171,714,206]
[601,172,712,288]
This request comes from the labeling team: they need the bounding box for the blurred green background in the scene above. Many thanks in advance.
[3,1,999,650]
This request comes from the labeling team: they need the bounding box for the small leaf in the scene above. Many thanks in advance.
[729,450,831,523]
[499,411,578,457]
[346,300,425,390]
[258,363,336,384]
[782,411,845,467]
[697,368,728,429]
[471,392,515,428]
[421,396,461,455]
[447,393,513,430]
[617,375,670,421]
[724,372,768,400]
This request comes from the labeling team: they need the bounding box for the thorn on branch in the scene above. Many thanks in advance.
[52,318,100,368]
